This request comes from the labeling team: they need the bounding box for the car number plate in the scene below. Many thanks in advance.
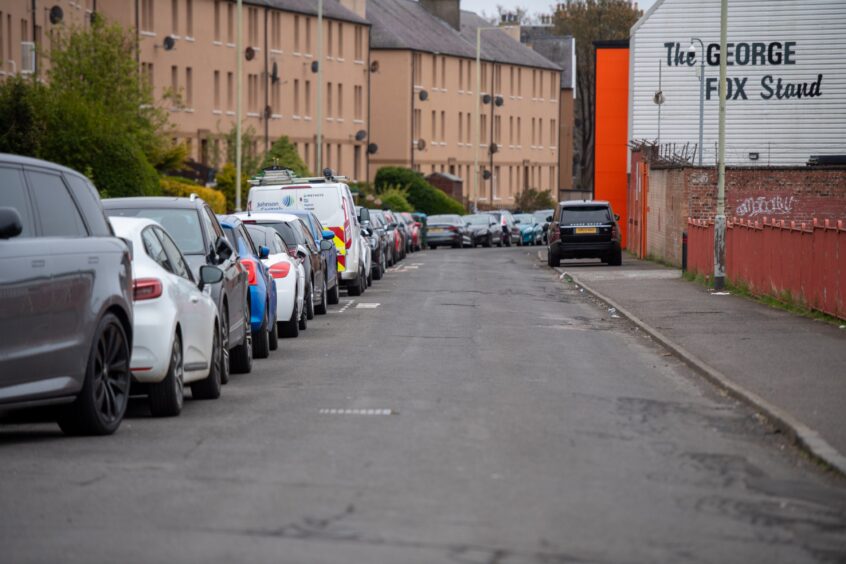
[575,227,597,234]
[430,228,443,233]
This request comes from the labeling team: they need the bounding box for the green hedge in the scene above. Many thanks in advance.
[374,167,465,215]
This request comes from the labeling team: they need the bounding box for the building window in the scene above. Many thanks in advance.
[538,71,543,99]
[171,0,178,34]
[227,71,234,110]
[550,71,557,99]
[338,23,344,59]
[550,119,556,146]
[354,26,363,61]
[431,54,437,87]
[337,144,342,173]
[458,62,463,91]
[354,145,361,180]
[185,67,193,107]
[227,3,234,43]
[517,117,521,145]
[186,0,193,36]
[170,65,178,99]
[517,68,522,96]
[465,113,471,143]
[509,116,513,145]
[304,80,311,116]
[213,0,220,41]
[213,70,220,109]
[304,143,309,167]
[509,67,514,95]
[247,74,256,112]
[327,20,333,58]
[326,82,333,117]
[141,0,154,32]
[305,17,312,54]
[494,115,501,144]
[271,12,281,51]
[458,112,463,142]
[294,15,300,52]
[337,83,343,118]
[271,80,280,115]
[494,64,501,93]
[481,63,487,92]
[413,109,421,139]
[413,53,422,85]
[354,85,362,120]
[440,111,445,142]
[248,8,258,46]
[538,119,543,147]
[430,110,436,141]
[441,56,447,89]
[142,62,154,90]
[325,144,331,169]
[531,118,536,146]
[481,114,487,142]
[293,79,300,115]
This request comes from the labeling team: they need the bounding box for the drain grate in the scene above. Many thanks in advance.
[319,408,396,415]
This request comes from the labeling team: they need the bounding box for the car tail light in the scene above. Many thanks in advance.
[612,224,620,240]
[269,261,292,279]
[242,258,258,285]
[446,226,458,232]
[133,278,163,301]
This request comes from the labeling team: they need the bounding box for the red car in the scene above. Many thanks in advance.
[400,212,422,252]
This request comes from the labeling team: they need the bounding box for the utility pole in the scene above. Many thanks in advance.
[713,0,728,290]
[688,37,705,166]
[235,0,243,211]
[474,27,482,211]
[316,0,324,173]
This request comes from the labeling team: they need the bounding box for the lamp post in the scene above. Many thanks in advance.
[235,0,243,211]
[713,0,728,291]
[687,37,705,166]
[316,0,324,173]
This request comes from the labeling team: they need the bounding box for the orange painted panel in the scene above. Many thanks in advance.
[594,47,630,248]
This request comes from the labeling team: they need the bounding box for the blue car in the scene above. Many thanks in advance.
[284,209,340,305]
[513,213,544,246]
[218,215,278,359]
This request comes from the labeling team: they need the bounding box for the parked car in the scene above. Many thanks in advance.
[427,214,472,249]
[369,209,397,268]
[463,213,502,247]
[487,210,518,246]
[400,212,422,252]
[243,224,306,339]
[411,212,428,248]
[388,210,411,258]
[382,210,406,262]
[110,217,225,415]
[247,168,367,296]
[104,197,252,378]
[513,213,544,246]
[358,207,387,281]
[234,211,334,316]
[218,215,278,359]
[0,154,133,435]
[547,200,622,267]
[534,208,554,244]
[282,209,340,305]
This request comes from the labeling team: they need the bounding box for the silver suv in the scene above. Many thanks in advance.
[0,154,134,435]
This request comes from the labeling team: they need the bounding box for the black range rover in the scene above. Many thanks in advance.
[547,201,622,267]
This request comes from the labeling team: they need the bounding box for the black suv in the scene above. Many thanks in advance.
[0,154,134,435]
[547,201,622,266]
[103,197,252,379]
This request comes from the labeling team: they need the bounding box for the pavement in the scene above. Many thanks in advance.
[551,253,846,475]
[2,247,846,563]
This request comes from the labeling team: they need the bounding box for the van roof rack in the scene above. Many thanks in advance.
[248,166,348,187]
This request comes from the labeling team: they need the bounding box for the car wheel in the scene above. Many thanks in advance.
[327,278,340,305]
[305,280,315,320]
[149,332,184,417]
[429,245,436,250]
[347,268,363,296]
[373,254,384,281]
[298,303,308,330]
[609,248,623,266]
[279,302,300,338]
[315,277,329,314]
[219,308,230,385]
[57,313,131,436]
[367,268,373,287]
[229,304,253,374]
[484,234,492,248]
[253,307,270,359]
[547,246,561,267]
[268,313,279,351]
[192,324,222,400]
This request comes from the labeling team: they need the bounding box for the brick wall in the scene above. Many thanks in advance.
[642,165,846,266]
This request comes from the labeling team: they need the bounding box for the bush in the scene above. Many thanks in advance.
[514,188,556,212]
[377,186,413,212]
[160,176,226,213]
[374,166,465,215]
[214,162,249,213]
[259,135,310,177]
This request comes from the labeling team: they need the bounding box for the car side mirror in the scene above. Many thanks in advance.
[296,245,308,259]
[322,229,335,241]
[388,222,397,230]
[546,215,553,222]
[258,246,270,259]
[214,236,233,263]
[198,265,224,290]
[320,239,334,251]
[514,219,521,224]
[358,208,370,223]
[614,214,621,221]
[0,207,23,239]
[362,227,373,237]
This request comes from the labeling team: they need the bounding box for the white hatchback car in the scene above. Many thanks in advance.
[243,223,306,338]
[110,217,225,416]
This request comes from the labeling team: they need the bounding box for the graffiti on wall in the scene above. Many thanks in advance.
[735,194,797,218]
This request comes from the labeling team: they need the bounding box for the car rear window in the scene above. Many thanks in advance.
[561,206,612,225]
[106,208,205,254]
[254,220,304,247]
[428,215,461,225]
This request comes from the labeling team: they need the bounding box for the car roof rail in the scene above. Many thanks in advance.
[249,166,348,187]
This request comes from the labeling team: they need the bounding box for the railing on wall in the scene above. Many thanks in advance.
[687,217,846,320]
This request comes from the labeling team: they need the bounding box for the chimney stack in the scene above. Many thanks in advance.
[419,0,461,31]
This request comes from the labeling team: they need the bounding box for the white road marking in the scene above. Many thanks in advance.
[355,303,381,309]
[319,408,395,415]
[332,300,355,313]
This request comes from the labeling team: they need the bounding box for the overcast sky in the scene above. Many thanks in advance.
[462,0,657,21]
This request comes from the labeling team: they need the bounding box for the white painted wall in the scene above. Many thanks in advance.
[629,0,846,167]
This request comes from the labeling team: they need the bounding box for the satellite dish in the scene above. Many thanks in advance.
[162,36,176,51]
[245,46,256,61]
[367,143,379,154]
[311,61,319,73]
[264,106,272,119]
[482,170,492,180]
[416,139,427,151]
[489,143,499,154]
[355,130,367,141]
[494,96,504,107]
[271,61,279,83]
[49,6,64,24]
[370,60,380,73]
[653,90,665,105]
[481,93,492,104]
[418,90,428,101]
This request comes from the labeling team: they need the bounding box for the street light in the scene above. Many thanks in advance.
[688,38,705,166]
[235,0,243,211]
[713,0,728,291]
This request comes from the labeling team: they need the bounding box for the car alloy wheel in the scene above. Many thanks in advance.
[149,332,184,416]
[192,323,222,399]
[306,281,315,320]
[220,309,230,385]
[315,276,328,315]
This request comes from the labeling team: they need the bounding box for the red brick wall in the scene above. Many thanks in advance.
[644,166,846,266]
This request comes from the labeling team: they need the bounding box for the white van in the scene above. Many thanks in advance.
[247,169,367,295]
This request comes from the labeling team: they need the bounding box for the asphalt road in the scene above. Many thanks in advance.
[1,247,845,564]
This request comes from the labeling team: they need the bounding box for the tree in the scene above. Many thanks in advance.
[554,0,641,192]
[514,188,556,212]
[0,77,45,156]
[374,167,465,215]
[259,135,311,177]
[377,187,413,212]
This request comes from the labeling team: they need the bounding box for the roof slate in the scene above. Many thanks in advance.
[520,26,575,89]
[248,0,369,25]
[368,0,560,71]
